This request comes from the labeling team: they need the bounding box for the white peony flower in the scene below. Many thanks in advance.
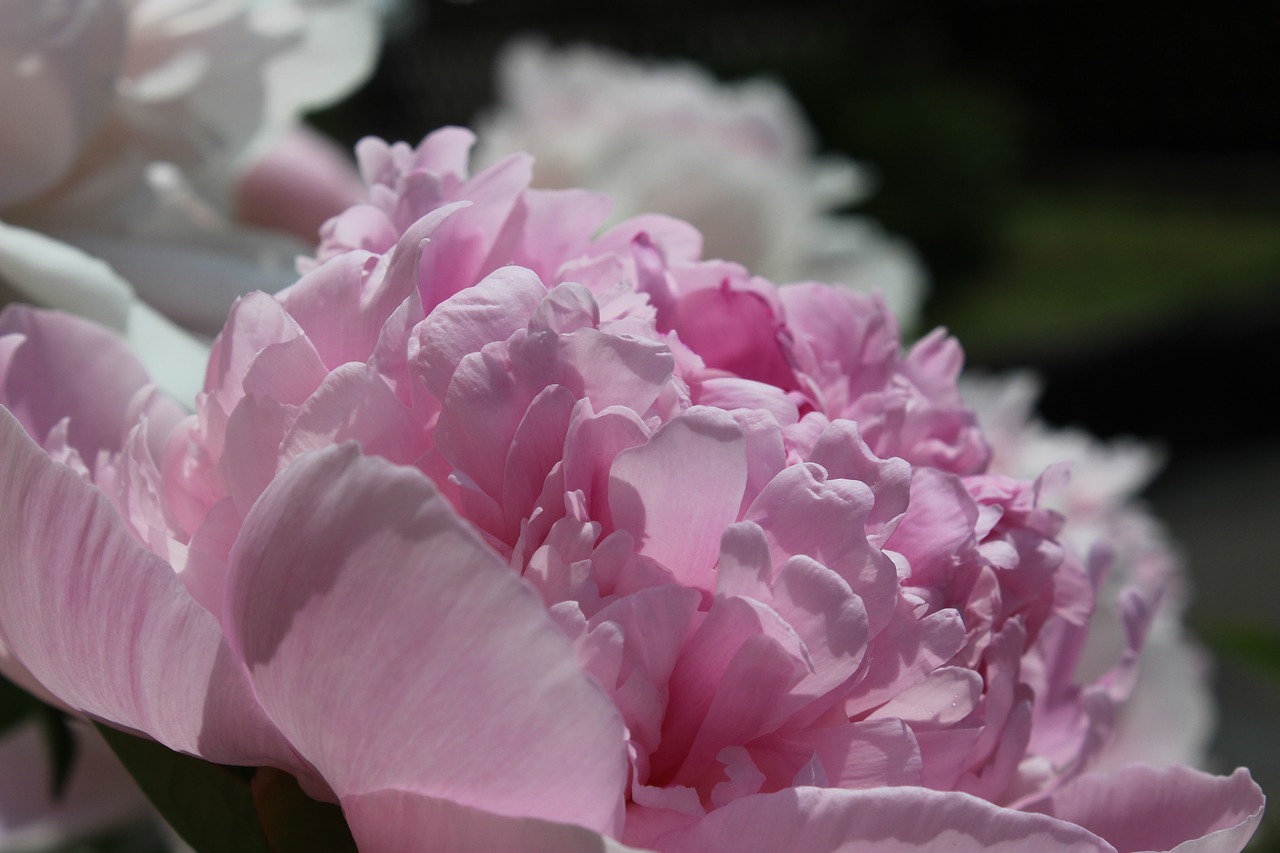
[0,0,381,404]
[474,39,927,325]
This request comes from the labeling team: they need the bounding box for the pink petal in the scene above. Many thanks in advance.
[0,409,291,767]
[342,789,638,853]
[884,467,978,588]
[591,214,704,265]
[224,445,628,835]
[653,787,1110,852]
[609,408,747,592]
[417,154,534,308]
[793,718,923,789]
[1025,764,1264,853]
[280,202,465,369]
[648,596,807,786]
[745,463,898,634]
[277,362,422,469]
[561,402,651,530]
[411,265,548,400]
[0,306,151,461]
[672,283,796,391]
[509,188,614,281]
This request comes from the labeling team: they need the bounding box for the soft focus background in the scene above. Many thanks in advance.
[314,0,1280,847]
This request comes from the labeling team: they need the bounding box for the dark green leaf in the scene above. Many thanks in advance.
[253,767,357,853]
[36,705,78,800]
[0,675,39,735]
[96,724,272,853]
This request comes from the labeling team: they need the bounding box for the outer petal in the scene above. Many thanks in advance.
[0,409,292,767]
[342,789,646,853]
[651,787,1112,852]
[225,445,629,835]
[1025,765,1264,853]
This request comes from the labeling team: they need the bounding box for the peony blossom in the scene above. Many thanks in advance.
[0,0,380,403]
[475,40,926,325]
[0,129,1264,851]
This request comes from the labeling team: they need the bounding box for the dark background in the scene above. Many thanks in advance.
[320,1,1280,846]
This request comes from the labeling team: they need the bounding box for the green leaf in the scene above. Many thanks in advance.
[253,767,357,853]
[95,724,272,853]
[36,705,78,800]
[0,675,39,735]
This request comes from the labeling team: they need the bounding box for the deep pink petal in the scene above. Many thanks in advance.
[225,445,628,835]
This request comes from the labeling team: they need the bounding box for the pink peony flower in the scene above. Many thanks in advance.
[1,0,381,403]
[0,129,1264,851]
[475,40,926,325]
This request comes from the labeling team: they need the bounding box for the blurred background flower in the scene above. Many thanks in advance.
[0,0,382,404]
[472,39,926,323]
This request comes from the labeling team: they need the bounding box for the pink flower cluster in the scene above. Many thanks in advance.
[0,129,1263,851]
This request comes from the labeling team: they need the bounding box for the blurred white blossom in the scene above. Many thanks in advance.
[0,0,381,404]
[475,39,926,324]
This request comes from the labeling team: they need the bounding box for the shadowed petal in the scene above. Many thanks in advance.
[342,789,646,853]
[225,445,629,835]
